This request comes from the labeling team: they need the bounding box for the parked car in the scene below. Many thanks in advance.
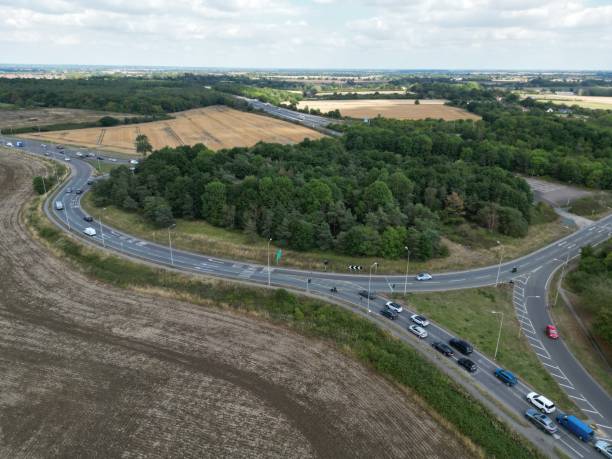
[385,301,403,313]
[380,308,398,320]
[449,338,473,355]
[524,409,558,435]
[526,392,556,414]
[409,324,428,339]
[457,358,477,373]
[416,272,432,281]
[432,341,454,356]
[410,314,429,327]
[556,413,594,441]
[595,440,612,458]
[494,368,518,386]
[546,325,559,339]
[83,216,93,222]
[358,290,376,300]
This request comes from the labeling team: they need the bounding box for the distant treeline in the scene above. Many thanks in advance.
[0,75,248,115]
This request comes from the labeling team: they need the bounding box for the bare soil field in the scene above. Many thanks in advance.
[0,149,471,458]
[0,107,133,129]
[297,99,480,120]
[22,106,324,155]
[521,94,612,110]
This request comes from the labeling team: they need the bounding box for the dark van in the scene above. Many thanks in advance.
[449,338,473,355]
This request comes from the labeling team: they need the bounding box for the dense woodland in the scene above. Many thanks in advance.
[566,242,612,346]
[0,76,246,114]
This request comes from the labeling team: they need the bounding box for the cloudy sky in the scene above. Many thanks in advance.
[1,0,611,69]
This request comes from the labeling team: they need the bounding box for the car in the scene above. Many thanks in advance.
[457,358,477,372]
[40,144,47,148]
[494,368,518,386]
[83,227,97,237]
[109,158,117,162]
[86,180,93,185]
[129,159,139,165]
[416,272,432,281]
[385,301,403,313]
[6,142,13,147]
[75,152,83,157]
[65,187,72,193]
[546,325,559,339]
[526,392,556,414]
[96,155,105,160]
[64,157,71,161]
[83,216,94,222]
[432,341,454,356]
[449,338,473,355]
[358,290,376,300]
[524,409,558,435]
[75,189,83,195]
[409,324,428,339]
[595,440,612,458]
[410,314,429,327]
[56,145,65,150]
[380,308,398,320]
[15,141,24,147]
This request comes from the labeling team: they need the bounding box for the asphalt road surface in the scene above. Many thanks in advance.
[6,136,612,459]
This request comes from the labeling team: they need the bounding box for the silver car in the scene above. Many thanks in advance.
[408,324,428,339]
[525,408,557,435]
[596,440,612,458]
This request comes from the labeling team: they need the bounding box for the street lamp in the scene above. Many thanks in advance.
[490,311,504,361]
[404,246,410,295]
[168,223,176,266]
[98,208,105,248]
[495,241,505,286]
[367,262,378,313]
[267,238,272,287]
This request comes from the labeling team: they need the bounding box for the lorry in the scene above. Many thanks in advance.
[556,413,594,441]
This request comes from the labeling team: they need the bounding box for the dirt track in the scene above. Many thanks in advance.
[0,150,473,458]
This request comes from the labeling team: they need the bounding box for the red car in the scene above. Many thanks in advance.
[546,325,559,339]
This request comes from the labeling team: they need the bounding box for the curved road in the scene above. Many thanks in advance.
[5,137,612,459]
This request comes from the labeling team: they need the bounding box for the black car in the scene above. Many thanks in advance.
[83,216,93,222]
[358,290,376,300]
[86,180,93,185]
[75,189,83,195]
[380,308,399,320]
[432,341,454,356]
[458,358,477,373]
[449,338,473,355]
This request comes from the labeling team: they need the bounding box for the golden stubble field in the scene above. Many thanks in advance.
[297,99,481,121]
[23,106,325,155]
[521,94,612,110]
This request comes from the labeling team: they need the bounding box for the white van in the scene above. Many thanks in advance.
[83,227,97,237]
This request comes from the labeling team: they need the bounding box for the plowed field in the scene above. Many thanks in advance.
[22,106,324,155]
[0,149,471,458]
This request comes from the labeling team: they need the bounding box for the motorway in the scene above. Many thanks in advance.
[5,136,612,459]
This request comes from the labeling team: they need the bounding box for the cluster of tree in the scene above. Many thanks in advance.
[92,128,534,261]
[213,83,303,106]
[32,175,57,194]
[0,76,247,115]
[566,242,612,346]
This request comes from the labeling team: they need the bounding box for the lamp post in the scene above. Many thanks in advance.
[490,311,504,361]
[404,246,410,295]
[367,262,378,313]
[267,238,272,287]
[168,223,176,266]
[98,208,105,248]
[495,241,505,286]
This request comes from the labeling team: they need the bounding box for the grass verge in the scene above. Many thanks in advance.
[81,192,571,275]
[549,268,612,395]
[569,192,612,219]
[399,287,578,414]
[27,195,543,459]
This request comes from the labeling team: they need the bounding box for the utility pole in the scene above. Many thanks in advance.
[99,209,105,248]
[491,311,504,360]
[367,262,378,313]
[495,241,504,286]
[404,246,410,295]
[168,223,176,266]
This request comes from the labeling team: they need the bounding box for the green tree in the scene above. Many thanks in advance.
[143,196,174,228]
[135,134,153,158]
[202,181,227,226]
[362,180,394,213]
[32,176,47,195]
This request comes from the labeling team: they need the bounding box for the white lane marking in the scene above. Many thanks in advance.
[535,352,551,360]
[550,372,568,380]
[475,275,489,279]
[567,394,587,402]
[581,409,600,415]
[531,265,542,273]
[558,438,584,458]
[521,327,536,335]
[449,278,466,282]
[541,362,560,370]
[596,423,612,431]
[558,241,568,246]
[558,382,576,390]
[566,243,576,249]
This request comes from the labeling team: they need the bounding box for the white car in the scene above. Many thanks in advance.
[83,227,97,237]
[416,272,432,281]
[526,392,556,414]
[129,159,139,165]
[6,142,13,147]
[75,152,83,157]
[385,301,403,313]
[595,440,612,458]
[110,158,117,162]
[410,314,430,327]
[409,324,428,339]
[64,157,71,161]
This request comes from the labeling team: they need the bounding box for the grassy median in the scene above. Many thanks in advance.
[400,288,577,414]
[27,194,543,459]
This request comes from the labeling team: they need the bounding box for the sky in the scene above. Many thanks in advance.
[0,0,611,70]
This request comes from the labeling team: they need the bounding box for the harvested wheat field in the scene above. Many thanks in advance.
[298,99,480,121]
[0,149,474,458]
[522,94,612,110]
[23,106,324,155]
